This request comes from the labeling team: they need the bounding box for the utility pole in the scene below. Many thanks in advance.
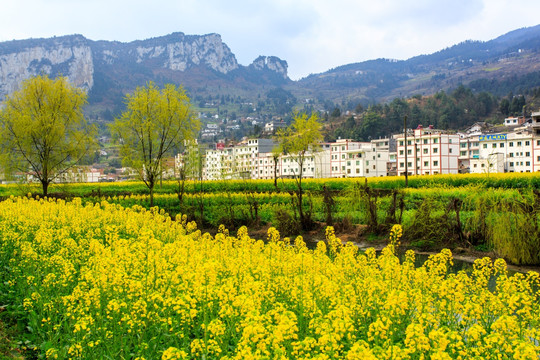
[404,115,408,187]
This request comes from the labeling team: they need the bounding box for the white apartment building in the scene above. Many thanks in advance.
[205,147,236,180]
[204,139,277,180]
[340,147,389,177]
[279,149,332,179]
[459,127,540,173]
[469,153,505,174]
[330,139,364,177]
[395,125,460,175]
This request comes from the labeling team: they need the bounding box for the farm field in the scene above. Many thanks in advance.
[2,172,539,265]
[0,196,538,359]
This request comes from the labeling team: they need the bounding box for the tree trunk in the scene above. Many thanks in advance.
[149,177,155,207]
[177,168,186,206]
[274,162,278,189]
[297,156,306,229]
[42,180,49,197]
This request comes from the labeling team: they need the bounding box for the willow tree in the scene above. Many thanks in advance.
[112,82,199,206]
[278,112,323,229]
[0,75,96,196]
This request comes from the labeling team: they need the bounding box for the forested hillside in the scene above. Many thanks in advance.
[325,84,540,141]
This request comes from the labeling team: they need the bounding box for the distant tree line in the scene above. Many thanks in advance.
[326,84,540,142]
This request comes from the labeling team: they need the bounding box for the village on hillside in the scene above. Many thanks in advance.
[8,111,538,185]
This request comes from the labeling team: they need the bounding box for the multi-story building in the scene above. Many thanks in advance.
[204,139,277,180]
[180,114,540,182]
[336,145,388,178]
[459,123,540,173]
[278,149,330,179]
[330,139,368,177]
[395,125,460,176]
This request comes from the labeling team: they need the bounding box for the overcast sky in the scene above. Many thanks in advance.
[1,0,539,80]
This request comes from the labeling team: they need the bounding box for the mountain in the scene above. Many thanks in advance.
[294,24,540,104]
[1,25,540,119]
[0,32,290,114]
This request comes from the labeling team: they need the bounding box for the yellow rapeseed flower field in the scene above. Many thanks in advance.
[0,196,538,359]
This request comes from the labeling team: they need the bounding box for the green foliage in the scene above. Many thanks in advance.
[279,112,323,158]
[111,82,200,205]
[278,112,323,229]
[488,190,540,265]
[327,85,501,141]
[0,75,96,196]
[273,208,301,236]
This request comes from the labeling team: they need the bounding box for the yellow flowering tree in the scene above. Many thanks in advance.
[278,112,323,229]
[112,82,199,206]
[0,75,96,196]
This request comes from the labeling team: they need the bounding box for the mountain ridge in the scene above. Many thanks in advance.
[1,25,540,118]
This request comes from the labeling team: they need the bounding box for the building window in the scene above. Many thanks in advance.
[510,162,514,167]
[433,138,439,144]
[424,161,428,167]
[407,162,412,167]
[399,150,404,155]
[517,141,522,146]
[461,142,467,148]
[526,141,530,146]
[449,148,453,153]
[399,141,404,146]
[509,153,514,157]
[500,143,504,148]
[483,144,488,149]
[342,154,345,159]
[509,142,514,147]
[423,149,428,154]
[407,140,412,145]
[347,169,351,174]
[399,162,404,168]
[356,168,360,174]
[433,148,438,153]
[407,149,412,155]
[460,151,466,156]
[424,139,429,144]
[433,160,439,166]
[492,143,497,148]
[356,160,360,165]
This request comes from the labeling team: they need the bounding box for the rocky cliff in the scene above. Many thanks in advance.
[0,35,94,100]
[250,56,288,79]
[0,32,289,103]
[94,32,239,74]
